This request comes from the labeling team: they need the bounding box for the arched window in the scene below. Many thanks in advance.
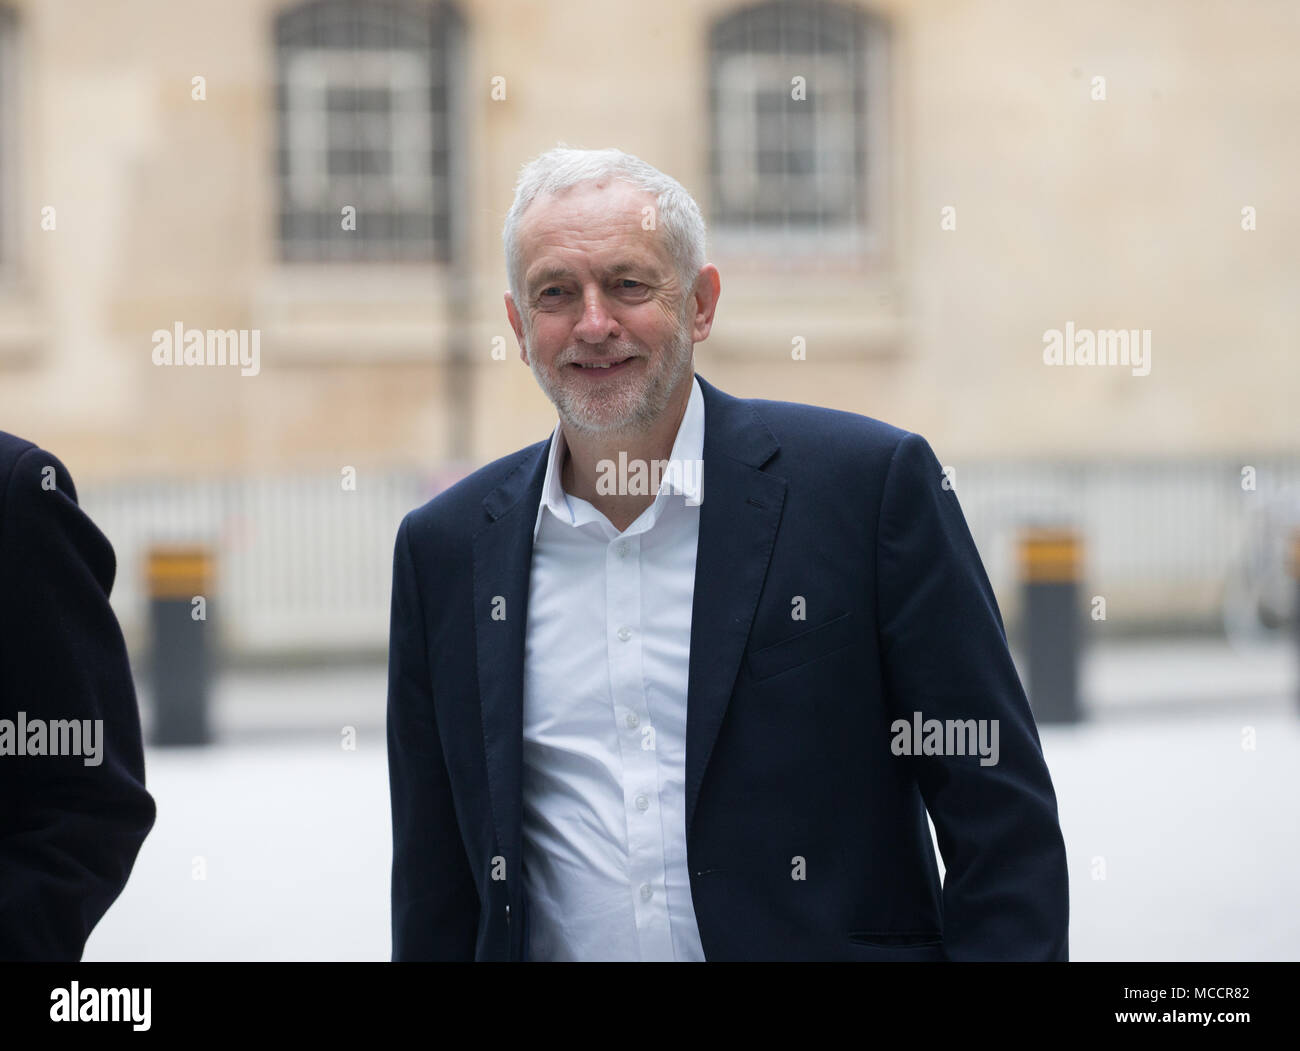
[709,0,888,256]
[274,0,464,263]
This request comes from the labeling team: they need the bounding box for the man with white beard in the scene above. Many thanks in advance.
[386,146,1068,962]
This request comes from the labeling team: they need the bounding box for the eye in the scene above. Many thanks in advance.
[539,287,564,298]
[617,279,642,289]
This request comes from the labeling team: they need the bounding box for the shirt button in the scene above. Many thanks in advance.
[635,794,649,811]
[640,883,653,901]
[615,542,629,558]
[625,711,639,728]
[617,627,632,642]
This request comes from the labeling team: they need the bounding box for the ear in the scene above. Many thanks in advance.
[686,265,722,344]
[504,291,529,363]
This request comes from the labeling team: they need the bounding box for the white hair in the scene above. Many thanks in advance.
[503,145,708,314]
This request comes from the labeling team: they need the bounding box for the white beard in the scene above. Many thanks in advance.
[527,309,694,439]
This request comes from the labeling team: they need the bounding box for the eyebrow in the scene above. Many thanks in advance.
[527,260,658,294]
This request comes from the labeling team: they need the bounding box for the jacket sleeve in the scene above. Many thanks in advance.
[875,431,1069,961]
[386,512,479,960]
[0,445,156,960]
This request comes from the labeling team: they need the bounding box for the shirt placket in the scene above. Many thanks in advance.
[604,527,673,960]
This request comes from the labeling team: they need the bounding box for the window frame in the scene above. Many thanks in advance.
[272,0,463,265]
[707,0,891,263]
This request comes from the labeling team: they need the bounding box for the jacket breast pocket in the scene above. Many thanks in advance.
[847,929,943,947]
[746,611,856,683]
[845,931,946,961]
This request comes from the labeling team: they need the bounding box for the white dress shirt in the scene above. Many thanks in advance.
[520,374,707,961]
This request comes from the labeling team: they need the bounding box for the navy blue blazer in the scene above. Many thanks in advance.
[387,373,1069,961]
[0,432,156,960]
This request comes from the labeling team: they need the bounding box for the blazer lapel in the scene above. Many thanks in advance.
[473,442,549,883]
[470,372,785,877]
[684,375,784,836]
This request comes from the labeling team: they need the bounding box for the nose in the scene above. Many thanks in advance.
[571,285,621,345]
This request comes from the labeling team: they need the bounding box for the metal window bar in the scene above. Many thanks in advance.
[273,0,459,263]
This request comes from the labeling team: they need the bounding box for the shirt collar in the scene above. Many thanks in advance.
[532,372,705,542]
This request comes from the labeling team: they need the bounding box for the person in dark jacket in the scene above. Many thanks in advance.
[387,147,1069,961]
[0,431,156,959]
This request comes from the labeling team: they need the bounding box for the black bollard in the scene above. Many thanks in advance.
[1019,527,1083,724]
[146,545,213,745]
[1293,529,1300,714]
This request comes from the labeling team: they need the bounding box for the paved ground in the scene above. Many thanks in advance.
[83,638,1300,960]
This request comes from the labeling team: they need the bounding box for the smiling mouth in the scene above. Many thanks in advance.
[570,357,635,371]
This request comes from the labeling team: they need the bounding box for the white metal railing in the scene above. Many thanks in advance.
[80,458,1300,659]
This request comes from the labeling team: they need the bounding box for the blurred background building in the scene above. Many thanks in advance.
[0,0,1296,657]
